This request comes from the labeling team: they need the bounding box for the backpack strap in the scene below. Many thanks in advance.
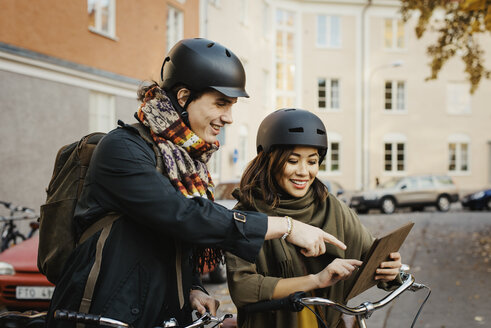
[75,121,163,317]
[129,122,164,174]
[77,212,119,324]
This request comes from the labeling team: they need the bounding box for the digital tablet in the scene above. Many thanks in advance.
[346,221,415,300]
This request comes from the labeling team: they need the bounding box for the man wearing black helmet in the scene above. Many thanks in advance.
[46,39,346,328]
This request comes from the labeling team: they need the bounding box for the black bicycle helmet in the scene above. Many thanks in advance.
[256,108,328,161]
[161,38,248,98]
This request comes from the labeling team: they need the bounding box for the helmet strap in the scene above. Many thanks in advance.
[160,56,170,82]
[168,90,196,128]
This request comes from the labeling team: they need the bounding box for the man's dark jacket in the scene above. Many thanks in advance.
[47,124,268,328]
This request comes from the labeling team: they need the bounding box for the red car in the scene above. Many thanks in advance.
[0,235,54,310]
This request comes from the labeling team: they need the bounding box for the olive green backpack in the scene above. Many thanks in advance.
[38,132,108,285]
[38,123,162,314]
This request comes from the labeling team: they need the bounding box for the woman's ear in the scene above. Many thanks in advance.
[176,88,190,107]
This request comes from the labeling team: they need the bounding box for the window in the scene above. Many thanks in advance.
[167,6,183,52]
[275,9,296,108]
[88,0,116,37]
[208,151,221,179]
[317,15,341,48]
[208,126,226,179]
[447,82,471,114]
[385,80,406,111]
[383,135,406,172]
[237,125,249,176]
[318,78,340,110]
[320,133,341,173]
[89,91,115,133]
[384,18,405,50]
[448,134,470,173]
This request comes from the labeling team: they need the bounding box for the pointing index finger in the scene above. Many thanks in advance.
[324,232,346,250]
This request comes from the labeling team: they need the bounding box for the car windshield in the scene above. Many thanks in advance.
[379,177,403,189]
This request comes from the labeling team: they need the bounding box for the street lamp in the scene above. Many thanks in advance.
[362,60,404,190]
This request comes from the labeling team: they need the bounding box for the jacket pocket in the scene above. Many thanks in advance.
[102,262,149,325]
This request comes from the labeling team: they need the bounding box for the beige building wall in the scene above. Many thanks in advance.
[204,0,491,193]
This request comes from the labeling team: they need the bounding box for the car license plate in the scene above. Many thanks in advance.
[16,286,55,300]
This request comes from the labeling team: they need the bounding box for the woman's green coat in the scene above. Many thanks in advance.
[226,188,374,328]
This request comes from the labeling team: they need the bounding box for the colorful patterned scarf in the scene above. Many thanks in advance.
[136,86,218,200]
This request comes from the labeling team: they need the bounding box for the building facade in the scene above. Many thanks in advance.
[203,0,491,194]
[0,0,199,209]
[1,0,490,212]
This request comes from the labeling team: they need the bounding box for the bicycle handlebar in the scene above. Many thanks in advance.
[54,310,130,328]
[0,214,39,222]
[55,310,233,328]
[240,291,306,315]
[0,200,35,214]
[301,273,415,318]
[241,273,416,318]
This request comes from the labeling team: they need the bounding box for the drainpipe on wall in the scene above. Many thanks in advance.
[359,0,372,191]
[199,0,208,38]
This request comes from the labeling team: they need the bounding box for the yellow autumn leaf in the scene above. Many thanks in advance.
[486,6,491,31]
[460,0,486,11]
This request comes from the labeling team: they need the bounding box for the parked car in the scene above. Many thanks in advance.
[461,188,491,211]
[350,175,459,214]
[0,235,54,310]
[214,180,240,210]
[321,179,350,204]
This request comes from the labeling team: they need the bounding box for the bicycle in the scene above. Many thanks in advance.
[0,310,234,328]
[240,271,431,328]
[0,200,40,251]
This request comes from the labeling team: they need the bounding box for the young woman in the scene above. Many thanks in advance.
[226,108,402,328]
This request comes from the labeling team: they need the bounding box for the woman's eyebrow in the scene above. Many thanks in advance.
[290,152,319,157]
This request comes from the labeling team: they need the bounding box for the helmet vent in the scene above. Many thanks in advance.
[289,127,304,133]
[225,49,231,57]
[207,42,215,48]
[317,129,326,135]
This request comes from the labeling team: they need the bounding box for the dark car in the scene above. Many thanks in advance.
[350,175,459,214]
[461,188,491,211]
[0,235,54,310]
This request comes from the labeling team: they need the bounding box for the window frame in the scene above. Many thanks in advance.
[275,8,297,108]
[89,91,116,133]
[383,18,406,51]
[319,132,342,174]
[384,80,407,113]
[317,77,341,111]
[166,5,184,53]
[448,134,471,175]
[383,134,407,175]
[316,14,342,48]
[88,0,117,39]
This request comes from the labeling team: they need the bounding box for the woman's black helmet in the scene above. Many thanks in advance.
[161,38,249,98]
[256,108,328,161]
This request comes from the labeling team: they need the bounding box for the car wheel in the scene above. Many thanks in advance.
[381,197,396,214]
[486,198,491,210]
[436,195,450,212]
[209,263,227,284]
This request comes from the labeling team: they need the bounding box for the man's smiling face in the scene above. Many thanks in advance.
[183,89,237,144]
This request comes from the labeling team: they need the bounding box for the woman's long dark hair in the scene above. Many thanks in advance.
[239,146,328,209]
